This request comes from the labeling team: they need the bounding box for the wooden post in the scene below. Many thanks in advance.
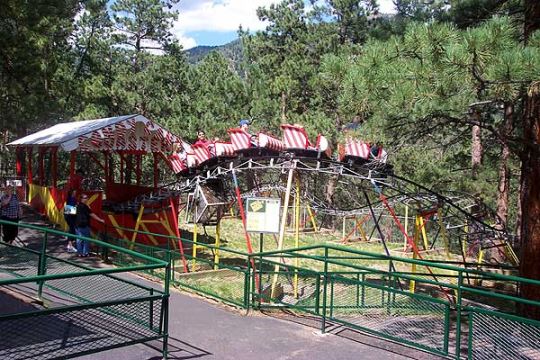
[16,148,23,176]
[136,153,142,186]
[120,153,124,184]
[69,151,76,177]
[192,223,198,271]
[27,148,33,184]
[51,147,57,188]
[214,221,221,270]
[271,164,295,298]
[153,153,159,189]
[294,176,300,298]
[38,148,45,185]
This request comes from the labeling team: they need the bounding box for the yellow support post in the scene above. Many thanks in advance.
[306,204,318,232]
[463,224,468,257]
[158,212,178,250]
[403,205,409,251]
[214,221,221,270]
[504,243,519,265]
[192,223,198,271]
[107,214,126,239]
[294,177,300,299]
[418,215,429,250]
[357,220,368,242]
[140,223,159,245]
[475,250,485,286]
[409,217,420,293]
[437,208,450,259]
[342,216,347,241]
[130,204,145,250]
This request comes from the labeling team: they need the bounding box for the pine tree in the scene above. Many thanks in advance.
[0,0,80,133]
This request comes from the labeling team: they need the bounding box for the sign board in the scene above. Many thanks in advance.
[5,179,22,187]
[246,197,281,234]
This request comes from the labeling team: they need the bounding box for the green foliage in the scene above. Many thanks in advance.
[0,0,80,131]
[2,0,540,235]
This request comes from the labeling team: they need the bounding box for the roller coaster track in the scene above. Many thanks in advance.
[148,154,516,268]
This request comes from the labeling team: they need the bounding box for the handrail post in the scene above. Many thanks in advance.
[245,255,251,310]
[162,251,171,359]
[258,251,263,308]
[455,271,463,359]
[149,288,154,331]
[321,247,329,333]
[37,231,48,301]
[315,272,321,315]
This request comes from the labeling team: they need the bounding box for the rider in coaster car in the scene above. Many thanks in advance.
[194,130,215,156]
[239,119,258,146]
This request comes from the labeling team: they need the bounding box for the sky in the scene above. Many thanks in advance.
[174,0,397,49]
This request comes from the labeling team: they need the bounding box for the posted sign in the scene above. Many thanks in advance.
[245,198,281,234]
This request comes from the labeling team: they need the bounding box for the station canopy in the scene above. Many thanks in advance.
[8,114,186,153]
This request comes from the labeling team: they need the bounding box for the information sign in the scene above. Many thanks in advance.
[245,198,281,234]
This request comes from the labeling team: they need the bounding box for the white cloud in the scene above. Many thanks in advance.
[177,34,197,50]
[171,0,396,47]
[378,0,397,14]
[174,0,278,34]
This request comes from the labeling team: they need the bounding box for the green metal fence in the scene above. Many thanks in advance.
[0,219,170,360]
[105,232,252,308]
[90,225,540,359]
[248,244,540,359]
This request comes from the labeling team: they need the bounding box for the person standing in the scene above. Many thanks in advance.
[0,186,22,244]
[64,189,78,253]
[75,194,105,257]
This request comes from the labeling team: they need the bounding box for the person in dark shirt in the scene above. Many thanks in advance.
[64,189,78,253]
[75,194,105,257]
[0,186,22,244]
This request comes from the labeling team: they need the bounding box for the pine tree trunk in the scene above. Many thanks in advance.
[518,0,540,319]
[471,110,482,179]
[280,91,287,121]
[519,81,540,319]
[524,0,540,40]
[324,175,337,230]
[495,103,513,229]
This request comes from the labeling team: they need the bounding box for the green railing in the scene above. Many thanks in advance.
[91,225,540,359]
[0,219,170,360]
[102,227,252,308]
[248,244,540,359]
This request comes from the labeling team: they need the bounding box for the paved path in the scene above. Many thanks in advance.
[3,207,440,360]
[81,281,430,360]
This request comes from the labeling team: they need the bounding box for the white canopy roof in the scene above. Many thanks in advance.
[8,114,184,153]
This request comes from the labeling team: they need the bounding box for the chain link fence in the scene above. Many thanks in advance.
[466,307,540,360]
[0,220,170,360]
[82,227,540,360]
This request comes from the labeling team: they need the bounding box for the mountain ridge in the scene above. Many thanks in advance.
[184,38,243,66]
